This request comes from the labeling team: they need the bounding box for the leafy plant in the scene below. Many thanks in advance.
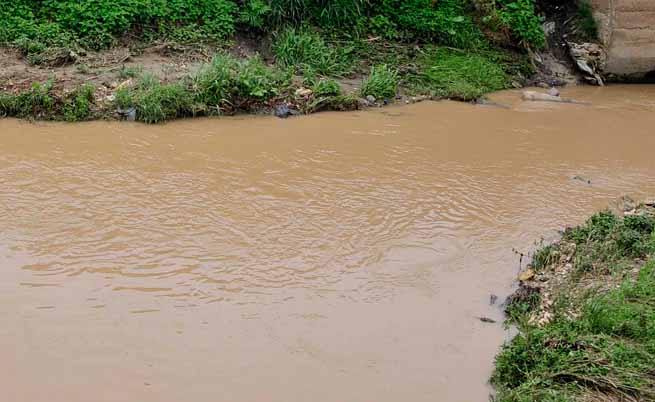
[192,53,288,113]
[498,0,545,49]
[272,28,353,76]
[239,0,272,29]
[313,78,341,97]
[115,74,195,123]
[63,84,95,121]
[361,64,398,100]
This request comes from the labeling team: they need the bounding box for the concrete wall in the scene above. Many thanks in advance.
[590,0,655,76]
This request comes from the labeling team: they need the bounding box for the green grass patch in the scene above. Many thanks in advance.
[114,53,291,123]
[0,81,96,121]
[493,210,655,402]
[412,48,510,100]
[272,28,354,77]
[361,64,399,100]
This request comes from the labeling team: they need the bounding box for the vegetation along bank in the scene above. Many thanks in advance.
[494,200,655,402]
[0,0,601,123]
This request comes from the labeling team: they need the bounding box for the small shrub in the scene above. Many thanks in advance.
[567,210,618,244]
[361,64,398,100]
[192,53,288,113]
[272,28,353,77]
[498,0,545,49]
[239,0,271,29]
[377,0,485,48]
[116,75,195,123]
[313,78,341,97]
[7,81,58,117]
[367,15,399,40]
[63,84,95,121]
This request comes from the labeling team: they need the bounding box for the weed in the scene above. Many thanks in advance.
[192,53,288,113]
[361,64,398,100]
[312,79,341,97]
[63,84,95,121]
[239,0,272,29]
[497,0,545,49]
[119,65,144,80]
[377,0,485,48]
[272,28,353,77]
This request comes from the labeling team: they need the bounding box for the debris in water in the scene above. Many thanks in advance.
[477,317,497,324]
[489,294,498,305]
[572,175,592,185]
[518,269,535,282]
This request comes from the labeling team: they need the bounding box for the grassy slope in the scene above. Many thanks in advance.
[493,207,655,402]
[0,0,537,123]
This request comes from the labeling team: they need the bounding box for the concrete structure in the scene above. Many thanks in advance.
[590,0,655,76]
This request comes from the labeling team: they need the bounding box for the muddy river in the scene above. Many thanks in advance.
[1,85,654,402]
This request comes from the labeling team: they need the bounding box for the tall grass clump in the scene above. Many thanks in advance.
[272,28,354,76]
[115,74,195,123]
[0,81,96,121]
[413,48,510,100]
[360,64,399,100]
[192,53,289,113]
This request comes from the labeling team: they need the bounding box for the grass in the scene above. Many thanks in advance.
[112,53,291,123]
[312,78,342,97]
[0,81,95,121]
[493,209,655,402]
[411,48,510,100]
[272,28,355,77]
[361,64,399,100]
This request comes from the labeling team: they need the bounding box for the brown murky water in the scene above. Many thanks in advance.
[1,85,655,402]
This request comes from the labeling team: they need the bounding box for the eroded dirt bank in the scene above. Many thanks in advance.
[1,86,655,402]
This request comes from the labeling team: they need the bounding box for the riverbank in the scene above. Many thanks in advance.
[493,200,655,402]
[0,40,531,123]
[0,0,565,123]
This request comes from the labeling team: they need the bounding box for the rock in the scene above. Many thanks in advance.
[518,269,535,282]
[116,79,133,90]
[542,21,556,36]
[548,87,560,97]
[357,98,370,108]
[274,103,292,118]
[522,91,565,102]
[365,95,376,104]
[126,108,136,122]
[295,87,313,97]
